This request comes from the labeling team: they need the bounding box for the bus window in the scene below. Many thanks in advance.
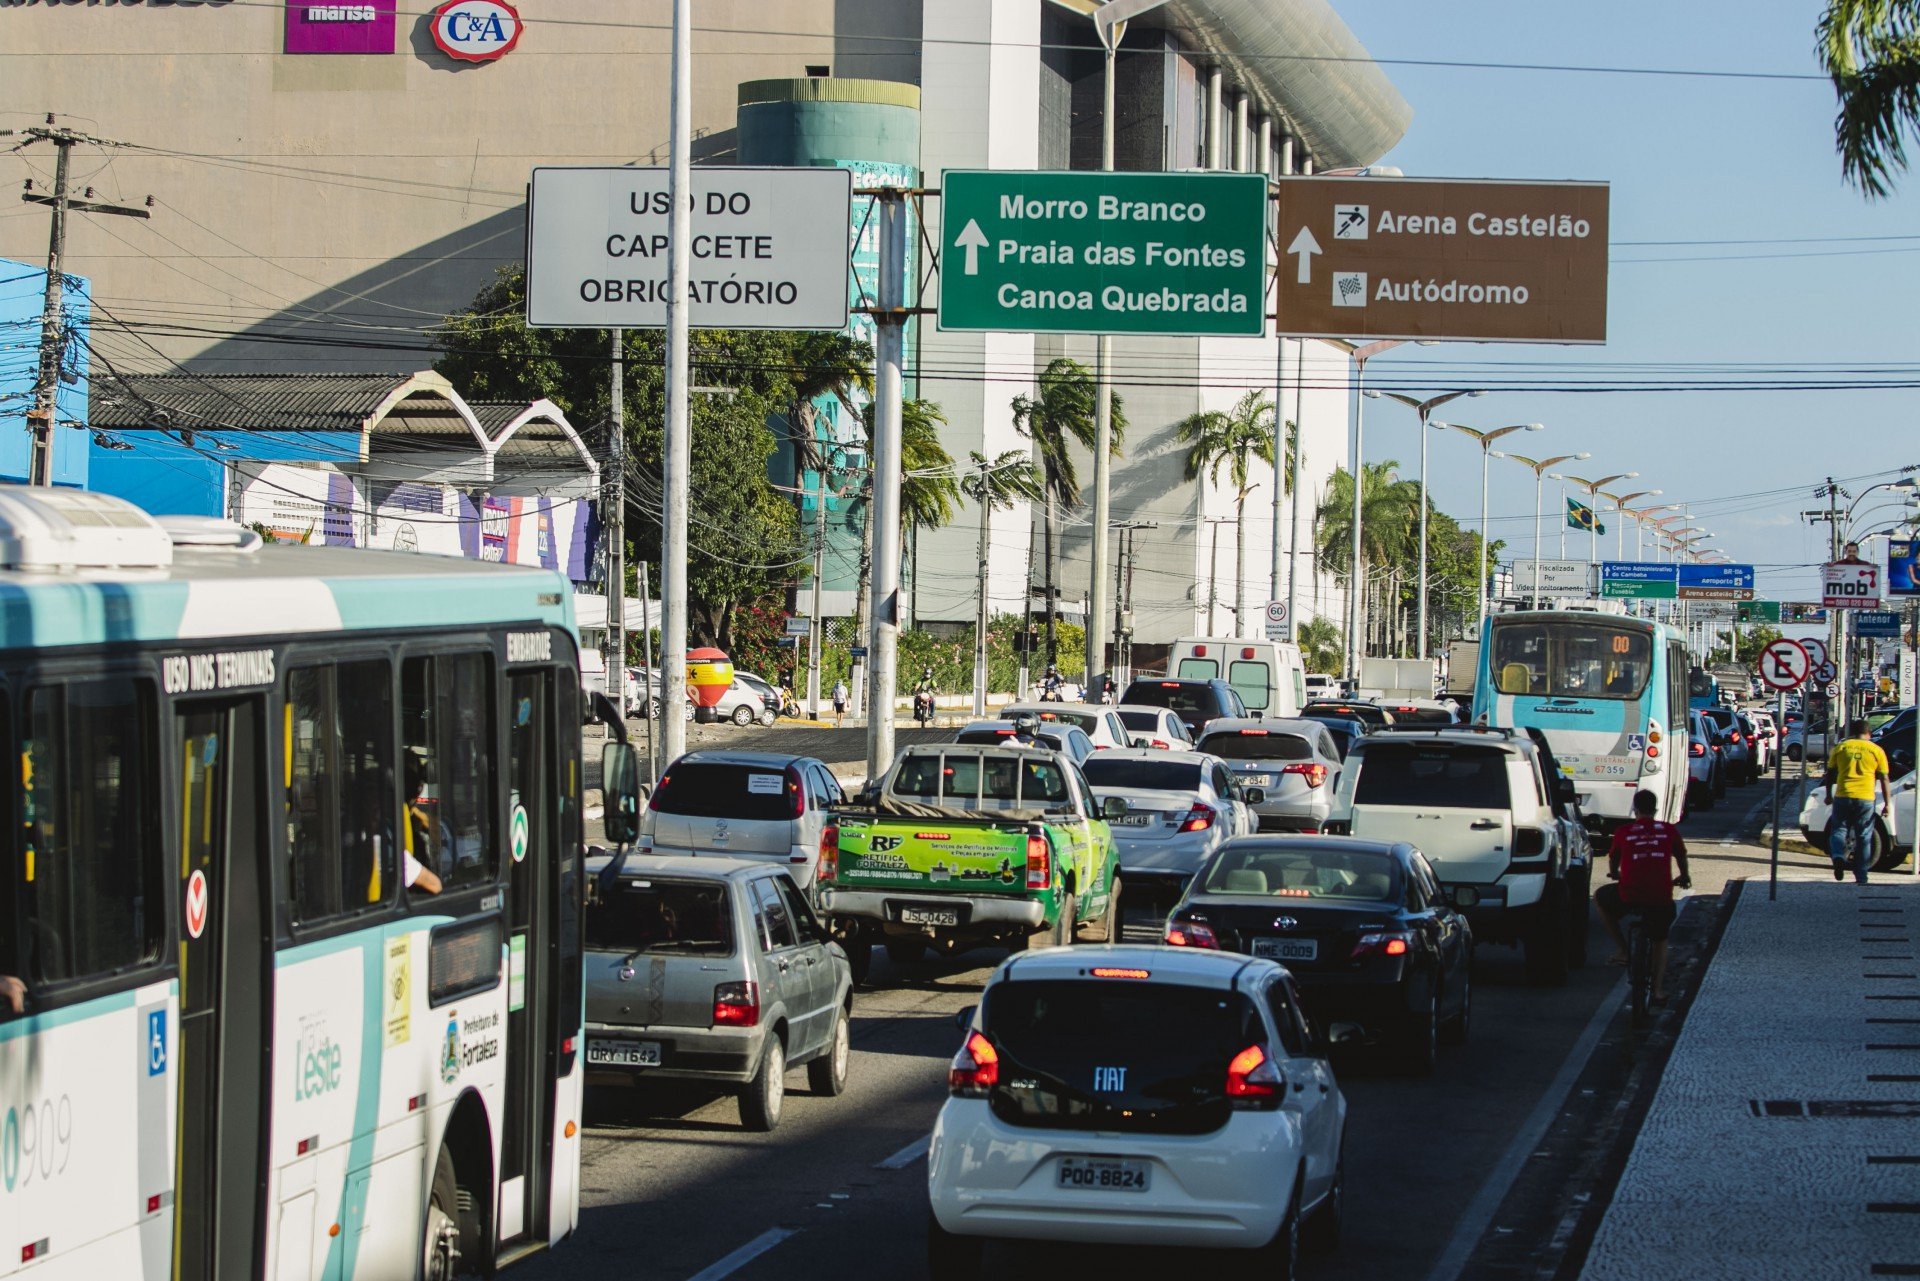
[1490,622,1651,701]
[403,654,496,893]
[286,661,395,924]
[19,678,163,985]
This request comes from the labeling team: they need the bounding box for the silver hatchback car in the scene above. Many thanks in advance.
[640,751,845,892]
[584,855,853,1130]
[1195,717,1344,833]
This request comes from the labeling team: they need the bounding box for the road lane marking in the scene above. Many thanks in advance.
[1422,973,1625,1281]
[685,1227,800,1281]
[874,1135,930,1170]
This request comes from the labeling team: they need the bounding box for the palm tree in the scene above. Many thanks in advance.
[961,451,1044,703]
[1295,616,1344,676]
[1315,462,1422,656]
[1819,0,1920,195]
[1010,357,1127,662]
[1176,390,1278,631]
[844,399,960,676]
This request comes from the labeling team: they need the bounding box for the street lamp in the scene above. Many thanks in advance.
[1322,338,1433,679]
[1436,420,1542,629]
[1498,451,1588,607]
[1553,472,1638,566]
[1607,489,1662,560]
[1365,387,1487,658]
[1632,503,1683,560]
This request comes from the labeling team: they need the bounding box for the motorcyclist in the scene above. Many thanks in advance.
[913,667,937,723]
[1040,665,1064,702]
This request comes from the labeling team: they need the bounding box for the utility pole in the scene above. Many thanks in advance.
[809,465,828,719]
[973,457,993,717]
[11,117,149,485]
[659,0,693,765]
[607,327,626,703]
[865,189,909,780]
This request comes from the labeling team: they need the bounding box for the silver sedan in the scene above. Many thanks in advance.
[1080,748,1260,907]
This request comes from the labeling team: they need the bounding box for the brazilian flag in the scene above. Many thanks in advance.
[1567,496,1605,537]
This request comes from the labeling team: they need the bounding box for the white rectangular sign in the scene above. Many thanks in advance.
[526,166,852,330]
[1513,559,1593,596]
[1822,559,1881,609]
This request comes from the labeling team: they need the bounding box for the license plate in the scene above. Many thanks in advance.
[1252,937,1318,962]
[1056,1157,1151,1193]
[1240,774,1274,787]
[1112,813,1154,827]
[900,907,959,927]
[586,1039,662,1068]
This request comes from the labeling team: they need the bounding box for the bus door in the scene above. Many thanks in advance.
[172,696,271,1279]
[499,669,557,1243]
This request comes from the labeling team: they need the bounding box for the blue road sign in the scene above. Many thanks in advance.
[1678,563,1755,591]
[1856,610,1903,638]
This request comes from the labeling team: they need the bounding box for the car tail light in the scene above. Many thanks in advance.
[1323,819,1351,835]
[948,1030,999,1096]
[649,772,670,811]
[1226,1044,1284,1106]
[1513,826,1548,857]
[1150,738,1171,750]
[1689,741,1706,758]
[1179,803,1216,833]
[1164,916,1220,949]
[1026,832,1050,889]
[818,823,839,883]
[1352,930,1413,960]
[1732,731,1745,744]
[787,769,805,818]
[1239,728,1270,735]
[712,980,759,1027]
[1282,762,1329,788]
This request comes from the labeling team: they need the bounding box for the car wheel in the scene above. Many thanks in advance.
[844,940,872,987]
[737,1035,786,1132]
[1252,1176,1302,1280]
[926,1212,985,1281]
[1873,823,1907,874]
[1302,1150,1344,1255]
[885,938,927,965]
[759,707,777,727]
[1049,891,1077,948]
[807,1004,850,1097]
[731,703,756,727]
[1441,962,1472,1046]
[1402,980,1440,1076]
[1787,743,1803,762]
[1525,884,1571,987]
[1076,874,1121,943]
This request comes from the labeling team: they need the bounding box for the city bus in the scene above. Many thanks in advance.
[1472,610,1691,828]
[0,489,593,1280]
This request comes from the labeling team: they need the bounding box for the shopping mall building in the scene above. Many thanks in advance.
[0,0,1409,659]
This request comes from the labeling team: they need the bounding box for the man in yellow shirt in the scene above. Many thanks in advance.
[1825,720,1893,884]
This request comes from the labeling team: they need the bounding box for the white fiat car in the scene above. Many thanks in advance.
[926,946,1348,1277]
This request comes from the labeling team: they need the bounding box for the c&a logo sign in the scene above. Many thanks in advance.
[430,0,522,63]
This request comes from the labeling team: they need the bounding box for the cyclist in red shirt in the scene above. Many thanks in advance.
[1595,789,1692,1002]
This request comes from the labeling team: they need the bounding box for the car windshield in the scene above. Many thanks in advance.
[1488,620,1652,700]
[981,979,1264,1136]
[1081,758,1203,791]
[1353,742,1510,809]
[1121,682,1215,714]
[651,761,796,821]
[1196,731,1312,762]
[1303,702,1389,726]
[585,877,733,956]
[1200,845,1401,903]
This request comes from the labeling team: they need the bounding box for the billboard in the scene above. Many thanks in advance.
[1890,539,1920,596]
[284,1,398,54]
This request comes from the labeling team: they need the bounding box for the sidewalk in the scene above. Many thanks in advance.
[1581,870,1920,1281]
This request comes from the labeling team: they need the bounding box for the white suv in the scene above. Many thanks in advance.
[927,945,1347,1276]
[1327,728,1588,985]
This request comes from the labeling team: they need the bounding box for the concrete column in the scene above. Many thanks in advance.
[1256,115,1272,178]
[1279,132,1295,178]
[1232,92,1249,171]
[1205,65,1223,169]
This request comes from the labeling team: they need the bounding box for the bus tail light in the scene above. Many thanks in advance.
[818,823,839,883]
[713,981,760,1027]
[1026,832,1051,889]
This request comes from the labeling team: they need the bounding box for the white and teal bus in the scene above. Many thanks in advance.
[0,489,598,1279]
[1472,610,1691,828]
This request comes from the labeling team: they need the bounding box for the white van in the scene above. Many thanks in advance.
[1166,636,1307,719]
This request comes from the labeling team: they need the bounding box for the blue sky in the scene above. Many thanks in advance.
[1331,0,1920,607]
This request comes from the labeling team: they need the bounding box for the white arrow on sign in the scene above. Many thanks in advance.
[1287,226,1322,284]
[954,219,989,276]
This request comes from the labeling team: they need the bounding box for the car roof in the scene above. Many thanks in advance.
[1199,833,1412,861]
[585,852,776,881]
[995,944,1275,990]
[1197,716,1325,738]
[1127,676,1218,688]
[1005,701,1110,716]
[957,719,1075,736]
[1082,747,1216,766]
[1114,703,1178,717]
[671,751,819,769]
[1351,728,1530,755]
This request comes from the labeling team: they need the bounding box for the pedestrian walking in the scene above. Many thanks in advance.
[1823,719,1893,884]
[832,678,848,728]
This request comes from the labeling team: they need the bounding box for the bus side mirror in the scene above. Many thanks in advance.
[602,743,643,844]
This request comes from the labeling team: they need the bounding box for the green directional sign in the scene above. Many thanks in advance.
[1737,600,1782,624]
[938,170,1269,337]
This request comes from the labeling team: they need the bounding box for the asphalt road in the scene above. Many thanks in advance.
[530,746,1820,1281]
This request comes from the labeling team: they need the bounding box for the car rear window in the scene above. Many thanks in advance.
[954,730,1071,758]
[1353,743,1510,809]
[980,979,1264,1136]
[1121,682,1216,715]
[894,751,1070,805]
[1304,702,1389,726]
[1014,708,1095,730]
[1200,845,1401,902]
[1197,731,1312,762]
[1081,758,1203,791]
[1117,710,1161,732]
[651,762,796,820]
[585,877,733,956]
[1384,705,1456,726]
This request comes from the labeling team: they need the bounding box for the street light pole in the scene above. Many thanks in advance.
[1499,452,1587,607]
[1435,420,1542,630]
[1610,489,1662,561]
[1556,472,1638,568]
[1365,388,1486,657]
[1323,338,1416,680]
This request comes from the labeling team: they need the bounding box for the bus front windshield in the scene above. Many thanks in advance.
[1490,621,1652,701]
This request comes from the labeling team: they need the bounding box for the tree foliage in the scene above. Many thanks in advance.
[1819,0,1920,196]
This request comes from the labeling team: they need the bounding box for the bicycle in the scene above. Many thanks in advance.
[1626,914,1654,1026]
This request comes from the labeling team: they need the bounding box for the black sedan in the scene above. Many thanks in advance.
[1163,836,1472,1073]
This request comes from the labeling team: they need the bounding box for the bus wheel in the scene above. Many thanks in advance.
[423,1148,464,1281]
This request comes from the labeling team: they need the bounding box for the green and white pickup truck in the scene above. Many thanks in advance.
[817,742,1123,982]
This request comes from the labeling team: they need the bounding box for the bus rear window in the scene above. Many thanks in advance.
[1489,622,1651,701]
